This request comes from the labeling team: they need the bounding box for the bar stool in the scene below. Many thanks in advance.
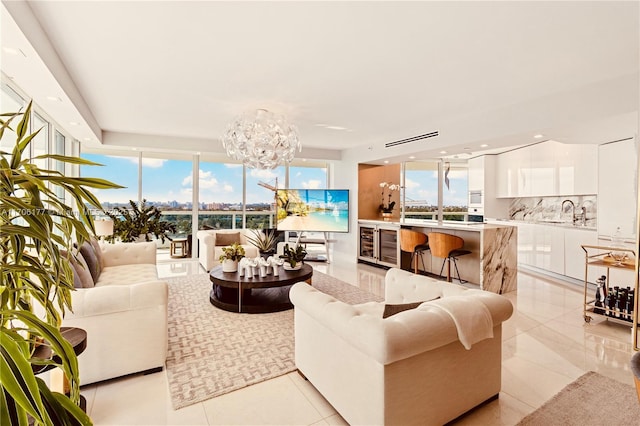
[427,232,471,283]
[399,229,429,274]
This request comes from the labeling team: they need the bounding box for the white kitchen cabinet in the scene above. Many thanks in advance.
[530,141,556,196]
[516,222,535,266]
[468,156,484,191]
[497,141,598,198]
[497,149,523,197]
[598,137,637,240]
[557,143,598,196]
[565,227,599,281]
[533,224,564,274]
[516,222,599,282]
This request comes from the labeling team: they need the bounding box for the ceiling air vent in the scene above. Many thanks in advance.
[384,131,439,148]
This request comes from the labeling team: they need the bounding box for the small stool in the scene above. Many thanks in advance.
[427,232,471,283]
[400,229,429,274]
[170,238,188,258]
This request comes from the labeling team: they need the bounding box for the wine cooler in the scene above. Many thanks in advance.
[358,222,400,268]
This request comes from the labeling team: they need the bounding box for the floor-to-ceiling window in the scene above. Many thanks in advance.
[0,85,25,151]
[80,152,141,208]
[403,160,468,222]
[442,161,468,221]
[404,161,439,221]
[141,152,193,236]
[245,165,285,229]
[198,158,245,229]
[288,160,328,189]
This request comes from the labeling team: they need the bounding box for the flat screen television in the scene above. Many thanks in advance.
[276,189,349,233]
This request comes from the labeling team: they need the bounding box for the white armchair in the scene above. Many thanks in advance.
[196,229,259,271]
[61,242,168,385]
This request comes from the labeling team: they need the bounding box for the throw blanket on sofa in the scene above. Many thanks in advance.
[431,296,493,349]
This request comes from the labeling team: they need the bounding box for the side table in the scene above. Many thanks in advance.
[170,238,188,258]
[32,327,88,412]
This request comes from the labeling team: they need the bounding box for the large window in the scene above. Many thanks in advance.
[198,160,245,229]
[404,161,439,221]
[288,160,328,189]
[141,153,193,236]
[245,166,285,229]
[80,153,140,208]
[30,113,49,170]
[442,161,468,221]
[81,149,333,234]
[403,160,468,222]
[0,85,25,151]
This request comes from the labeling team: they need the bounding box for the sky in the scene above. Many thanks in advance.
[81,154,328,205]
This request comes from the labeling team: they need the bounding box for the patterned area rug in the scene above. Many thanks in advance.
[516,371,640,425]
[165,270,382,409]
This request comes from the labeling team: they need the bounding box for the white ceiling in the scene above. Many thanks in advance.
[1,1,639,164]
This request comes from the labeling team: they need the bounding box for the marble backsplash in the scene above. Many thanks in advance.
[508,195,597,227]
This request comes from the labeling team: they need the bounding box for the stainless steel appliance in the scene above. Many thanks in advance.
[469,190,483,207]
[468,206,484,222]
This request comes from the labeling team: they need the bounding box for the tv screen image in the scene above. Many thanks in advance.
[276,189,349,233]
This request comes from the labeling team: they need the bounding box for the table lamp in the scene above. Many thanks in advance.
[94,218,114,245]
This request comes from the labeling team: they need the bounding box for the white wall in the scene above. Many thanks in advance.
[330,157,359,262]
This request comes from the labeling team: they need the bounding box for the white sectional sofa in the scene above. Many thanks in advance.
[61,241,168,385]
[290,268,514,426]
[196,229,258,271]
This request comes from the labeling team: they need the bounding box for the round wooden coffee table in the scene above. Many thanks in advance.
[209,263,313,313]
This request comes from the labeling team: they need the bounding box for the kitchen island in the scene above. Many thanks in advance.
[358,220,517,293]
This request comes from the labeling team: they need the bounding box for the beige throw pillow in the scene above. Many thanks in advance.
[215,232,241,246]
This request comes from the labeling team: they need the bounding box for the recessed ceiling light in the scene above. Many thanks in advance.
[302,158,307,162]
[440,150,447,154]
[69,121,80,126]
[409,156,416,160]
[83,137,91,141]
[384,160,389,164]
[480,144,489,148]
[132,148,137,151]
[325,125,346,130]
[46,96,62,102]
[534,134,544,139]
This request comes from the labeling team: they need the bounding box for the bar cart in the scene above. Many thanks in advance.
[581,244,636,326]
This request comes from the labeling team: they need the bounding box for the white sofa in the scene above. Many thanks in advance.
[289,268,513,426]
[196,229,259,271]
[61,241,168,385]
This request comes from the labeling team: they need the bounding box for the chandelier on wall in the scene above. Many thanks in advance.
[222,109,301,170]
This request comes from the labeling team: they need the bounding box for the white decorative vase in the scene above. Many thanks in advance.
[222,259,238,272]
[282,262,302,271]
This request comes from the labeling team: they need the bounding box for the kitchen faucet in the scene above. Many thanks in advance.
[561,199,576,224]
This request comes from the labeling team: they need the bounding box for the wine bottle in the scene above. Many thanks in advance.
[594,276,605,314]
[617,288,627,320]
[626,289,635,323]
[605,288,613,317]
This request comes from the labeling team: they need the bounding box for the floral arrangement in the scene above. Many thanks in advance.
[379,182,400,213]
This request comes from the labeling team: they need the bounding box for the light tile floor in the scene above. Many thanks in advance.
[82,255,637,425]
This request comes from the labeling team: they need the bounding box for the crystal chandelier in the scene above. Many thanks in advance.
[222,109,301,170]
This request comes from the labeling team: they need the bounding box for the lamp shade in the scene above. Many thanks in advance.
[94,219,114,237]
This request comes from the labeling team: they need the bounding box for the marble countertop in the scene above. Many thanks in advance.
[358,219,515,232]
[497,219,597,231]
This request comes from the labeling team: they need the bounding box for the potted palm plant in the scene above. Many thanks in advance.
[105,199,176,243]
[1,101,122,424]
[219,242,246,272]
[245,228,279,258]
[279,243,307,270]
